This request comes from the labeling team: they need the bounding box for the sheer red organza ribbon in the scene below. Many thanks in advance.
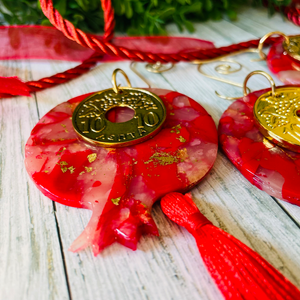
[0,26,215,97]
[0,26,214,61]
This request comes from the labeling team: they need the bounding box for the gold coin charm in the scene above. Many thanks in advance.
[240,71,300,152]
[253,83,300,152]
[72,69,166,148]
[283,35,300,62]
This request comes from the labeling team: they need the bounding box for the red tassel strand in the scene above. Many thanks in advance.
[161,192,300,300]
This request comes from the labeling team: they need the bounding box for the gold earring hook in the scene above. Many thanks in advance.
[130,62,151,88]
[130,61,175,88]
[112,68,132,93]
[243,70,276,97]
[257,31,289,61]
[145,61,174,73]
[197,59,251,101]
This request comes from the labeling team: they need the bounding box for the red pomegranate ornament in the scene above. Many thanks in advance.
[262,31,300,84]
[219,71,300,205]
[25,69,218,255]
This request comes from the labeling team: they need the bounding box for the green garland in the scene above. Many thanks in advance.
[0,0,291,35]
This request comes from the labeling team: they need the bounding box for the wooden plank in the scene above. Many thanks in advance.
[233,7,300,36]
[0,59,69,300]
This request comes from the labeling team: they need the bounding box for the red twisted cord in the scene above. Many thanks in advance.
[101,0,115,41]
[4,0,297,99]
[39,0,282,63]
[0,52,103,99]
[284,6,300,26]
[0,0,116,99]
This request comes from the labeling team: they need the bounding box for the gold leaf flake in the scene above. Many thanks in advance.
[68,166,75,174]
[61,124,66,128]
[61,167,68,173]
[44,170,49,173]
[144,151,181,166]
[177,136,186,143]
[170,124,181,134]
[57,147,67,155]
[178,148,188,160]
[59,161,68,166]
[79,171,85,175]
[87,153,97,163]
[85,166,92,173]
[111,197,121,205]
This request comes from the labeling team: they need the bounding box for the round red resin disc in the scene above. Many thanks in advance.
[25,89,218,254]
[219,88,300,206]
[267,38,300,84]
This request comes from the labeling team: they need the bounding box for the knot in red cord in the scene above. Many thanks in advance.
[184,212,212,234]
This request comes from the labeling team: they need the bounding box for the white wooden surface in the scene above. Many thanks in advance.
[1,7,300,300]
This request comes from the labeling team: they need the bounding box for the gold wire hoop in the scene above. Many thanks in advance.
[145,62,174,73]
[257,31,289,60]
[215,60,242,74]
[243,71,276,96]
[130,62,151,88]
[129,61,175,88]
[112,68,132,93]
[197,59,251,100]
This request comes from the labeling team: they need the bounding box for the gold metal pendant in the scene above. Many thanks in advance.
[283,35,300,62]
[72,69,166,148]
[245,71,300,152]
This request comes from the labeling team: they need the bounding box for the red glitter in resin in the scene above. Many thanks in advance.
[219,88,300,206]
[25,89,218,255]
[267,38,300,85]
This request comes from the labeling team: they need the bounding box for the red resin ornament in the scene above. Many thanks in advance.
[267,37,300,85]
[25,89,218,255]
[219,87,300,205]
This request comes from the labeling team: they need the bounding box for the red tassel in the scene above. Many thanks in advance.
[161,192,300,300]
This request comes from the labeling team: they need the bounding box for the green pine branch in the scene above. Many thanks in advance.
[0,0,292,35]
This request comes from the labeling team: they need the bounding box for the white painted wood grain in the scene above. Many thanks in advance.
[2,7,300,300]
[0,59,69,300]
